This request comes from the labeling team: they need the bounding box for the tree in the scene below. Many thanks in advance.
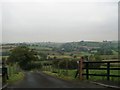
[60,43,74,52]
[73,55,77,59]
[97,42,113,55]
[87,54,102,68]
[89,55,95,61]
[94,54,102,61]
[8,46,41,70]
[70,53,73,56]
[39,52,47,61]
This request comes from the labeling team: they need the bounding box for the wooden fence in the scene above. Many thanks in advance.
[80,61,120,81]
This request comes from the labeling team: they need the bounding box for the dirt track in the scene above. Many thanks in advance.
[7,71,108,88]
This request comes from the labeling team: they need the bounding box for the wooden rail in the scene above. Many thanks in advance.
[81,61,120,81]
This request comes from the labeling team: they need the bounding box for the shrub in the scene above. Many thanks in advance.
[21,62,42,70]
[68,60,78,69]
[52,59,78,69]
[84,55,102,68]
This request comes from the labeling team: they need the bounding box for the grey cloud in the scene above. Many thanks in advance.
[2,1,118,43]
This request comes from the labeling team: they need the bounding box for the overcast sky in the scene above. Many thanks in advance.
[1,0,119,43]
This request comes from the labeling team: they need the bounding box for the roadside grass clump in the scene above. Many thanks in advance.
[43,71,76,81]
[7,72,24,84]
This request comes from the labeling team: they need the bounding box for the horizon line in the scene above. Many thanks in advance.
[1,40,118,44]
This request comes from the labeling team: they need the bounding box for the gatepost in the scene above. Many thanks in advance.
[79,57,84,80]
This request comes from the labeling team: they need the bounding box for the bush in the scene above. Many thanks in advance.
[52,55,102,69]
[52,59,78,69]
[84,55,102,68]
[59,60,67,69]
[68,60,78,69]
[43,62,52,66]
[84,63,101,68]
[52,60,59,68]
[21,63,42,70]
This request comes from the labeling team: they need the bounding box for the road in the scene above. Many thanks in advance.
[7,71,107,88]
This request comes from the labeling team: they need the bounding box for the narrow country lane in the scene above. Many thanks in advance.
[7,71,107,88]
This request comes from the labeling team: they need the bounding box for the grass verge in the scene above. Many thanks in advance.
[7,72,24,84]
[43,71,79,81]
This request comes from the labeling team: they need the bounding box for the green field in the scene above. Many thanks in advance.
[2,42,119,83]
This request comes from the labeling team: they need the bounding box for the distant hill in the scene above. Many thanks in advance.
[2,40,118,53]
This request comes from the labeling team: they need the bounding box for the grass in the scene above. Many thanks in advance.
[49,55,72,59]
[6,64,25,84]
[42,66,120,82]
[7,72,24,84]
[43,71,78,81]
[42,66,77,80]
[29,46,52,51]
[100,55,118,60]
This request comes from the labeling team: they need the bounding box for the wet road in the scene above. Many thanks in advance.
[8,71,107,88]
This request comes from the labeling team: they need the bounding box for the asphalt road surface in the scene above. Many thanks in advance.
[7,71,108,88]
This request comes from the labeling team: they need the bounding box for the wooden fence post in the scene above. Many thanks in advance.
[107,62,110,81]
[86,62,89,80]
[79,57,84,80]
[66,60,68,76]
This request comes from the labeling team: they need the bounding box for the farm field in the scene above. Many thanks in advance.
[1,0,120,88]
[1,41,119,88]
